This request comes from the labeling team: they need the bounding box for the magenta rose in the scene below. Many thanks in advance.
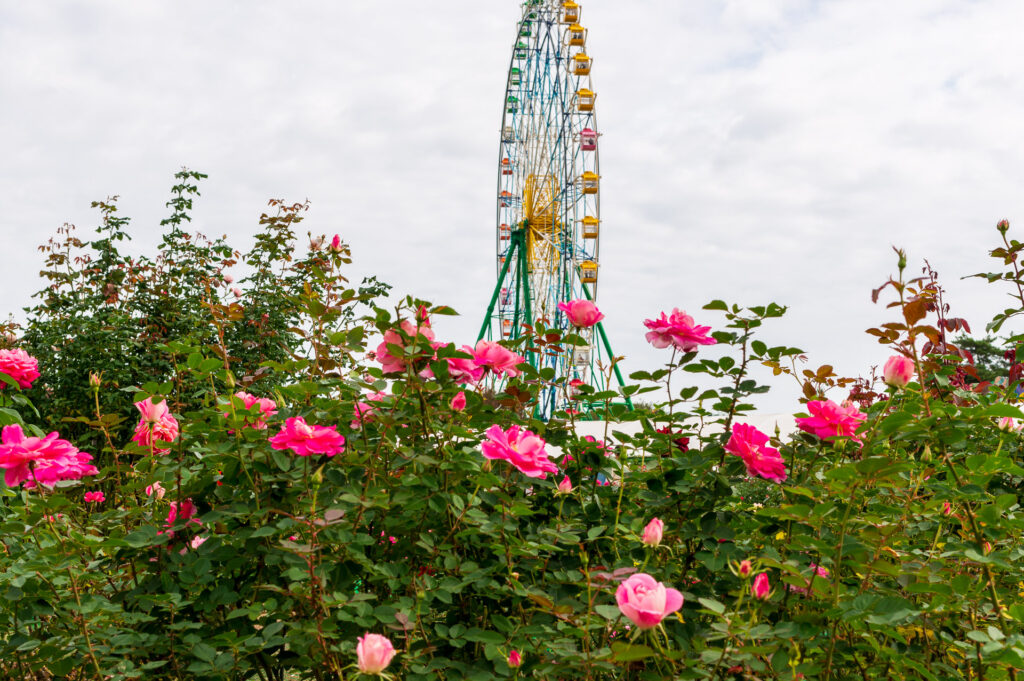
[795,400,866,441]
[0,348,40,389]
[131,397,180,454]
[615,572,684,630]
[472,341,526,378]
[725,423,787,483]
[643,309,717,352]
[269,417,346,457]
[0,424,98,489]
[480,424,559,479]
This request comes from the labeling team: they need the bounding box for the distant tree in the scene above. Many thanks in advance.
[955,334,1012,383]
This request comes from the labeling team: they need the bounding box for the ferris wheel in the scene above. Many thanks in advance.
[478,0,628,420]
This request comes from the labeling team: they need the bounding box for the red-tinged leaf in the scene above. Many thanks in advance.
[903,298,928,325]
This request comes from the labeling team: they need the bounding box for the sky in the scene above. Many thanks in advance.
[3,0,1024,413]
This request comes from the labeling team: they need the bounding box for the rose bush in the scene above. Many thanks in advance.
[1,178,1024,680]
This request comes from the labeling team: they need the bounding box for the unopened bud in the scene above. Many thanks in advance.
[89,372,101,389]
[997,219,1010,234]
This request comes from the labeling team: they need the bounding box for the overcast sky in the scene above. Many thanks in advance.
[3,0,1024,413]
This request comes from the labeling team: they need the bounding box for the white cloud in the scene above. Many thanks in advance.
[3,0,1024,413]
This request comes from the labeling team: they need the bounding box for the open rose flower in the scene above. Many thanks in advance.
[643,309,717,352]
[131,397,180,454]
[269,417,346,457]
[84,491,105,503]
[882,355,914,388]
[615,573,684,630]
[480,424,558,479]
[356,633,396,675]
[725,423,787,483]
[472,341,526,378]
[795,400,866,441]
[0,348,40,389]
[375,319,436,375]
[557,299,604,328]
[447,346,486,385]
[227,391,277,430]
[0,424,98,488]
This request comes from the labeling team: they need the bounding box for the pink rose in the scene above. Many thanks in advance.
[882,355,914,388]
[480,424,559,479]
[0,348,40,389]
[269,417,345,457]
[615,573,684,630]
[310,236,324,250]
[356,633,396,675]
[351,401,378,430]
[472,341,526,378]
[557,299,604,328]
[751,573,770,600]
[84,491,105,503]
[232,287,243,298]
[146,481,166,499]
[329,234,343,252]
[450,391,467,411]
[375,320,436,375]
[508,650,522,668]
[447,346,486,385]
[725,423,787,483]
[131,398,180,454]
[795,400,866,441]
[556,474,573,494]
[642,518,664,547]
[0,424,97,488]
[227,391,277,430]
[643,309,717,352]
[737,559,752,578]
[222,273,234,284]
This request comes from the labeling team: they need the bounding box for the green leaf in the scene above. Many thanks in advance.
[611,643,656,662]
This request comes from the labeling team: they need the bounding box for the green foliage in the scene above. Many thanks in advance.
[3,191,1024,680]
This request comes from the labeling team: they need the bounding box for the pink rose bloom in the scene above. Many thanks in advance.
[189,536,207,550]
[84,491,105,503]
[356,633,396,675]
[480,424,559,479]
[882,355,914,388]
[557,299,604,328]
[447,346,486,384]
[615,573,684,630]
[329,234,343,252]
[942,500,952,516]
[725,423,787,483]
[0,348,41,389]
[643,309,717,352]
[450,391,467,411]
[737,559,752,578]
[232,287,243,298]
[131,398,180,454]
[310,236,324,250]
[508,650,522,668]
[795,400,866,441]
[751,573,771,600]
[790,564,829,595]
[375,320,436,375]
[228,391,277,430]
[556,474,573,494]
[166,499,200,527]
[351,401,378,429]
[642,518,664,546]
[222,273,234,284]
[472,340,526,378]
[0,424,97,488]
[146,481,166,499]
[269,417,346,457]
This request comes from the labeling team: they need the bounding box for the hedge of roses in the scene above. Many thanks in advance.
[2,175,1024,680]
